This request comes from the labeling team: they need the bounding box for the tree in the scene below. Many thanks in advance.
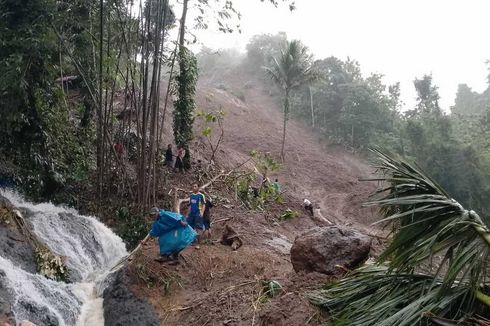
[264,40,315,160]
[309,150,490,325]
[411,74,442,116]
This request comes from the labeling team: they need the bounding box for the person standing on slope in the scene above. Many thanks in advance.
[175,146,186,173]
[202,195,214,240]
[187,183,206,243]
[164,144,174,168]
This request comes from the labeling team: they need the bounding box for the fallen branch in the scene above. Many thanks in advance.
[211,217,230,225]
[110,234,150,273]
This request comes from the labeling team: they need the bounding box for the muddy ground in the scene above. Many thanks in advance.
[122,73,385,326]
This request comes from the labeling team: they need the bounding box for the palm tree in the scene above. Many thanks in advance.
[264,40,315,161]
[309,149,490,325]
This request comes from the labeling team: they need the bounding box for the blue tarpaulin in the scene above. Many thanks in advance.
[149,210,197,255]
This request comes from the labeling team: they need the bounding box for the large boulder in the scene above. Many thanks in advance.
[290,226,371,275]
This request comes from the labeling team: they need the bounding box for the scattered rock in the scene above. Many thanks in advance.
[103,269,159,326]
[290,226,371,275]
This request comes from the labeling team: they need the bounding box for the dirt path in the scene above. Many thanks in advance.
[129,76,380,325]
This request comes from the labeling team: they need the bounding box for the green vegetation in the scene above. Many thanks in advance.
[115,207,150,250]
[174,46,199,168]
[196,109,225,162]
[0,0,91,200]
[309,150,490,325]
[264,40,316,160]
[277,208,298,221]
[197,32,490,223]
[35,246,70,282]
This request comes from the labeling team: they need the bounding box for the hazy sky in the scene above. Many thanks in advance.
[188,0,490,111]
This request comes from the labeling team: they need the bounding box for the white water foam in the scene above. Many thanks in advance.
[0,190,127,325]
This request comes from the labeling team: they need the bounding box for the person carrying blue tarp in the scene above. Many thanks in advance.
[141,207,197,263]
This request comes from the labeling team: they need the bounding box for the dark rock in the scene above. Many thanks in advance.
[290,226,371,275]
[0,275,15,326]
[0,226,37,274]
[17,300,59,326]
[103,269,160,326]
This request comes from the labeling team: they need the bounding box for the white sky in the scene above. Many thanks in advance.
[186,0,490,111]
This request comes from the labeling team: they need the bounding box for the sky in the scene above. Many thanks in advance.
[186,0,490,111]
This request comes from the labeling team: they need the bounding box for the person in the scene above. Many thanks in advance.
[141,207,197,263]
[175,146,186,173]
[165,144,174,168]
[187,183,206,242]
[202,195,214,240]
[303,198,314,216]
[272,178,281,193]
[113,142,124,159]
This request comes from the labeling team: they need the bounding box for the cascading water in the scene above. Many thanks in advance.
[0,190,127,325]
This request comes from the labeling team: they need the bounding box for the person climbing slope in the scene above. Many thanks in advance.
[303,198,314,216]
[141,207,197,263]
[272,178,281,193]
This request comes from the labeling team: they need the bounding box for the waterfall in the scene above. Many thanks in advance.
[0,190,127,326]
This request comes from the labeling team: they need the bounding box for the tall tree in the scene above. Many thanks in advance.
[173,0,197,169]
[265,39,315,160]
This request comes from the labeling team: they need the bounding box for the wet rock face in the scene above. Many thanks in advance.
[290,226,371,275]
[0,271,15,326]
[0,226,37,274]
[103,270,160,326]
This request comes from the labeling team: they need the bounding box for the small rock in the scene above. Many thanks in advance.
[290,225,371,275]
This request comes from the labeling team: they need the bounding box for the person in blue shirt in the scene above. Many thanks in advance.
[187,183,206,234]
[141,207,197,263]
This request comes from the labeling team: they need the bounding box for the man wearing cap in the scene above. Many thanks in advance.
[142,207,197,263]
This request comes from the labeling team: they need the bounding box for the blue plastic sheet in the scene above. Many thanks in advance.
[149,210,197,255]
[158,226,197,255]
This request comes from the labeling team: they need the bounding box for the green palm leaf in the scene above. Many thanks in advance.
[309,149,490,325]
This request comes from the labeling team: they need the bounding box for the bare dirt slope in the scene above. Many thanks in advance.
[129,77,380,326]
[195,77,377,230]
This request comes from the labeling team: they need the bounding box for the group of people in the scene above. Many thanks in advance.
[164,144,187,173]
[141,183,214,263]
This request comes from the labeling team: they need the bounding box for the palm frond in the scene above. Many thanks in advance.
[308,265,487,326]
[309,150,490,325]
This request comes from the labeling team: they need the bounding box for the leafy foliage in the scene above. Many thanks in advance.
[115,207,150,250]
[309,150,490,325]
[0,0,91,199]
[196,109,225,162]
[174,46,198,148]
[35,246,70,282]
[277,208,298,221]
[264,39,316,159]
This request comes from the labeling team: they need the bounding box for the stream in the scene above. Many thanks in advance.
[0,190,127,325]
